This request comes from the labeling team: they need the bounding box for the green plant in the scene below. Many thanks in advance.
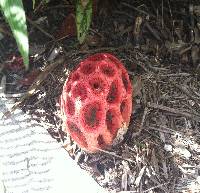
[76,0,93,44]
[0,0,29,69]
[0,0,93,69]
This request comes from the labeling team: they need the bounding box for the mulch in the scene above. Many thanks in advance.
[1,0,200,192]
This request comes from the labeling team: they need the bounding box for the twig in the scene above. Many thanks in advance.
[136,61,149,72]
[173,83,200,101]
[147,103,200,121]
[122,2,155,18]
[143,182,170,192]
[133,50,168,72]
[132,107,149,137]
[118,182,170,193]
[147,126,182,135]
[127,55,149,72]
[26,17,55,40]
[160,73,191,77]
[94,147,135,163]
[144,22,162,42]
[77,44,133,54]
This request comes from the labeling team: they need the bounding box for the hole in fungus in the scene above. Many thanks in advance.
[94,83,100,89]
[100,63,115,77]
[107,81,120,104]
[120,100,126,114]
[106,109,120,136]
[68,121,81,133]
[65,97,75,116]
[97,135,106,147]
[72,83,87,100]
[67,121,88,148]
[122,72,131,93]
[82,102,103,131]
[107,54,122,69]
[80,62,96,75]
[70,72,80,82]
[120,99,130,123]
[89,77,107,95]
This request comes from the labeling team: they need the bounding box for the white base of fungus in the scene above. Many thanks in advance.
[112,122,128,146]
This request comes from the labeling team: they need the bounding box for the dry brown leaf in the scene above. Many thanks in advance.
[56,13,76,39]
[135,166,146,187]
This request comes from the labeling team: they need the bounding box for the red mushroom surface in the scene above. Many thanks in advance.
[60,53,133,152]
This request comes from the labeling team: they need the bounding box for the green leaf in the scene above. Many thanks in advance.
[32,0,35,9]
[0,0,29,69]
[76,0,93,44]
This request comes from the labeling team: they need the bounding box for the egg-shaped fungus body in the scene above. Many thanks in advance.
[60,53,133,152]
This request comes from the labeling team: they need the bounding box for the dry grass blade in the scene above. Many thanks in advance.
[135,166,146,187]
[151,149,159,175]
[121,172,128,191]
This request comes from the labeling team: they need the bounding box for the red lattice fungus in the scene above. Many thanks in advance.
[60,53,133,152]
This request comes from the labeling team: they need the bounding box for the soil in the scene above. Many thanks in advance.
[0,0,200,192]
